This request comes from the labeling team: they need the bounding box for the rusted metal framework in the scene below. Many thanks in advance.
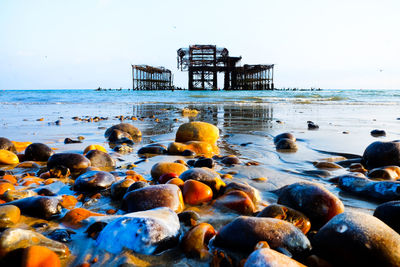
[132,65,172,90]
[235,64,274,90]
[177,44,274,90]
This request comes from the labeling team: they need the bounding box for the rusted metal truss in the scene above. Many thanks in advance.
[132,65,172,90]
[177,44,274,90]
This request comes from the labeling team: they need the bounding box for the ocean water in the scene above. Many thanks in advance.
[1,88,400,105]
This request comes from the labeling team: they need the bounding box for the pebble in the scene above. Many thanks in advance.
[0,150,19,165]
[175,121,219,144]
[313,211,400,266]
[276,182,344,228]
[96,207,180,255]
[122,184,184,213]
[214,216,311,257]
[74,170,116,192]
[24,143,55,161]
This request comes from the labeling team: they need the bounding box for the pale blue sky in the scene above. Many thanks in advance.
[0,0,399,89]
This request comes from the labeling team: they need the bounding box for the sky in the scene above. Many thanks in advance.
[0,0,399,90]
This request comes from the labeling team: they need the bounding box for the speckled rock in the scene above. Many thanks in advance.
[313,211,400,266]
[96,207,180,254]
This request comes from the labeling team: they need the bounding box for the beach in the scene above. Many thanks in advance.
[1,89,400,266]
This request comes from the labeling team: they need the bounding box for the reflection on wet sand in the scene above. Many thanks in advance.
[132,103,274,137]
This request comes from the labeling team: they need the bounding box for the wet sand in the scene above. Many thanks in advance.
[1,101,400,265]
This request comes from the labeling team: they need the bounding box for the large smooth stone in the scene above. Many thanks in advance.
[150,162,188,180]
[362,141,400,169]
[273,133,296,145]
[276,182,344,228]
[0,196,61,220]
[96,207,180,254]
[182,222,216,259]
[244,248,306,267]
[24,143,54,161]
[0,137,16,152]
[214,216,311,257]
[374,201,400,233]
[104,123,142,138]
[0,228,69,257]
[47,153,91,174]
[180,168,225,194]
[313,211,400,266]
[74,170,116,192]
[85,150,116,168]
[0,150,19,165]
[0,205,21,227]
[175,122,219,144]
[275,138,298,151]
[122,184,184,213]
[106,129,133,143]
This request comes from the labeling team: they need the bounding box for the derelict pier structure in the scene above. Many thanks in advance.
[132,65,173,90]
[177,45,274,90]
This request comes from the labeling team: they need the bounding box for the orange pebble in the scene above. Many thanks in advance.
[106,209,117,215]
[61,208,104,229]
[126,170,146,181]
[166,177,184,188]
[22,245,61,267]
[214,190,255,215]
[0,182,15,195]
[43,178,60,185]
[183,180,213,205]
[60,195,78,209]
[0,199,5,204]
[182,223,216,259]
[21,177,44,186]
[2,174,17,184]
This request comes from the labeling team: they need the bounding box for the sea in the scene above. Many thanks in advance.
[1,88,400,105]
